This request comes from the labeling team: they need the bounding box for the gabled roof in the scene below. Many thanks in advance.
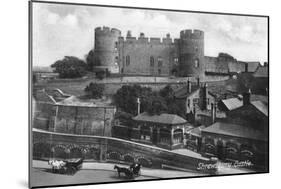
[202,122,267,141]
[253,66,268,78]
[221,98,243,111]
[133,112,188,125]
[33,89,56,103]
[251,101,268,116]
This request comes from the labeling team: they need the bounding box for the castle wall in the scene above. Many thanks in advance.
[92,26,252,80]
[118,36,177,76]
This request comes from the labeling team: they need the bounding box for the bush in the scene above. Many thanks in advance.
[84,82,104,99]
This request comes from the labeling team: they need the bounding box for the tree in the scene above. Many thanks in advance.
[159,85,186,118]
[51,56,87,78]
[84,82,104,99]
[86,50,101,72]
[146,94,168,115]
[114,85,153,115]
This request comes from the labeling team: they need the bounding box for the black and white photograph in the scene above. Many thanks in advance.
[29,1,269,188]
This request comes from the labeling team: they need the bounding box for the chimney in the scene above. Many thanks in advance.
[126,30,132,37]
[203,83,208,110]
[243,89,251,106]
[140,32,145,38]
[193,105,196,123]
[187,79,191,93]
[197,77,200,86]
[211,103,216,124]
[137,98,141,115]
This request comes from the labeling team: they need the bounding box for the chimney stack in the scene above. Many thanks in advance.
[243,89,251,106]
[187,79,191,93]
[245,63,248,72]
[137,98,141,115]
[211,103,216,124]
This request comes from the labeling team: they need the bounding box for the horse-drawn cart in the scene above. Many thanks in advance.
[48,158,84,175]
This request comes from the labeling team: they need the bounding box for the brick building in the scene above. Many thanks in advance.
[113,112,191,150]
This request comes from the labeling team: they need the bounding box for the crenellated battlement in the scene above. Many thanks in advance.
[118,35,176,45]
[180,29,204,39]
[95,26,121,36]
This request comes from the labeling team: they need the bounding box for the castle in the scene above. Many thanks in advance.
[91,26,259,81]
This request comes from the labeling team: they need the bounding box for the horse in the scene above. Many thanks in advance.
[114,165,134,178]
[48,160,66,173]
[130,163,141,176]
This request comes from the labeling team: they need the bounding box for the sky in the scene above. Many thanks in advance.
[32,2,268,67]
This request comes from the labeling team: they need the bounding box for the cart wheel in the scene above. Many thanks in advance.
[68,166,76,175]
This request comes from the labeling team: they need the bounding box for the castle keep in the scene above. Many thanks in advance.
[92,26,253,80]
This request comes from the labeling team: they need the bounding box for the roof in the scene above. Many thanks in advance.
[251,94,268,103]
[173,84,199,99]
[57,96,113,107]
[221,98,243,111]
[188,126,206,137]
[246,62,260,72]
[220,95,268,112]
[202,122,267,141]
[33,90,56,103]
[133,112,188,125]
[251,101,268,116]
[253,66,268,78]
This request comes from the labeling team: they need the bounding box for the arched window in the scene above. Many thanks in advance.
[173,129,183,144]
[160,128,170,144]
[126,55,130,66]
[150,56,154,67]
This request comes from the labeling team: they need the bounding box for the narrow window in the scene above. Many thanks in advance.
[194,58,199,68]
[126,55,130,66]
[114,42,118,51]
[115,56,118,65]
[150,56,154,67]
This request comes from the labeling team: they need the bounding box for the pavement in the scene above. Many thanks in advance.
[31,160,256,188]
[33,160,207,178]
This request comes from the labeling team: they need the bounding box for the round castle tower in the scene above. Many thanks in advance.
[178,29,204,78]
[94,26,121,73]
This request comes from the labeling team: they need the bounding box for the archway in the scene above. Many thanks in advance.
[173,129,183,145]
[204,137,216,156]
[240,144,254,162]
[225,141,239,161]
[216,140,224,160]
[53,145,68,159]
[70,147,83,158]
